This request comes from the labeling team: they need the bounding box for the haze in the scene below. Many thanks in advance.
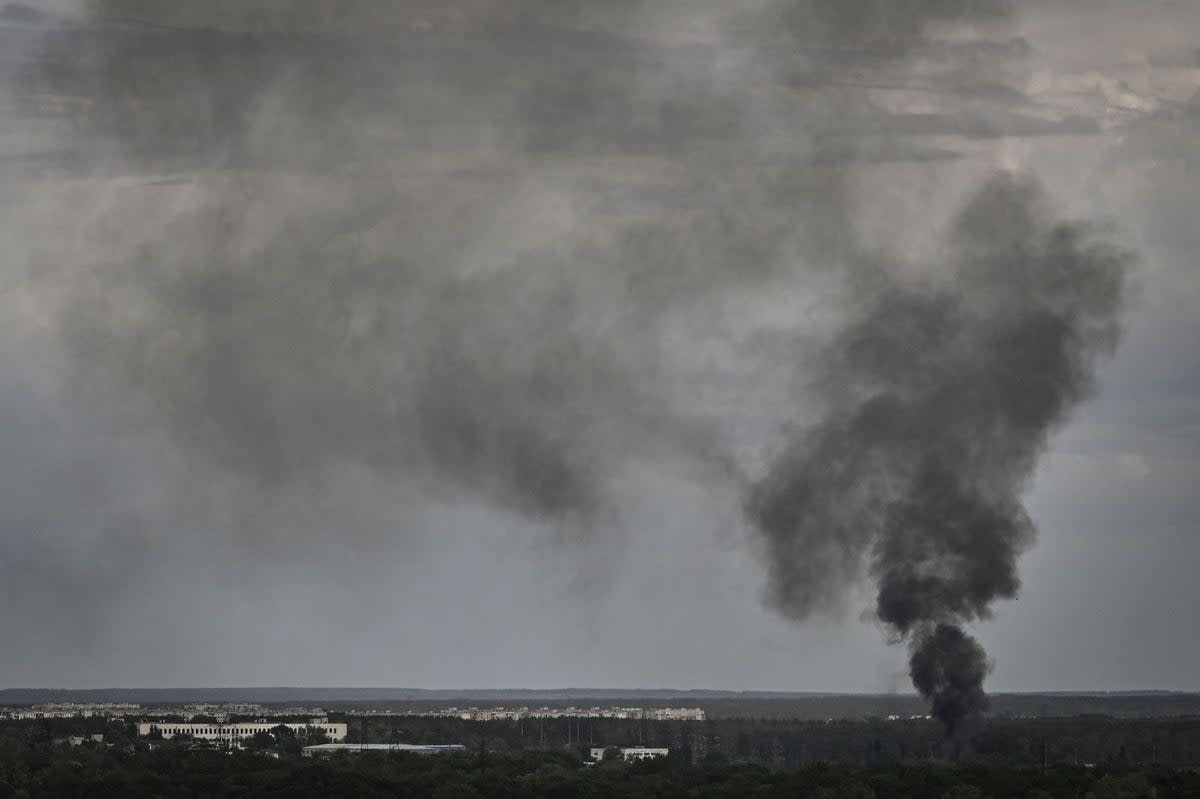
[0,0,1197,694]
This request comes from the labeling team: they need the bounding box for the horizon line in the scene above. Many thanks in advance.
[2,687,1194,696]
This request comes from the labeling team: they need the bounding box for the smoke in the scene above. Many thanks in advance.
[15,0,968,528]
[909,624,990,751]
[748,173,1130,747]
[3,0,1133,711]
[19,0,741,532]
[17,0,1044,516]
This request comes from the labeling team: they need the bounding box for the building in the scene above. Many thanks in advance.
[136,721,347,746]
[302,743,467,757]
[645,708,705,721]
[5,703,141,720]
[58,735,105,747]
[412,706,705,722]
[432,705,700,719]
[589,746,670,762]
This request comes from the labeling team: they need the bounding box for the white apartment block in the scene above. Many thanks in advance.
[590,746,670,762]
[449,706,705,722]
[644,708,706,721]
[136,721,347,745]
[6,703,142,720]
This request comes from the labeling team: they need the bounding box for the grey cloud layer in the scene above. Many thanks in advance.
[0,0,1151,700]
[29,0,1054,518]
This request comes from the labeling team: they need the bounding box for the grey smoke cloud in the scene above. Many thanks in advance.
[29,3,698,522]
[32,0,999,520]
[0,0,1154,708]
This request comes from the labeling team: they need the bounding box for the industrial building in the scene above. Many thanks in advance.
[136,721,347,745]
[590,746,670,762]
[445,706,705,722]
[302,743,467,757]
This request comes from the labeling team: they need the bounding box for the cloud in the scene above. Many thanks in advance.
[0,0,1175,695]
[0,3,47,24]
[1117,453,1150,480]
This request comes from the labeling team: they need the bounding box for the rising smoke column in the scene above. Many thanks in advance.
[748,174,1129,751]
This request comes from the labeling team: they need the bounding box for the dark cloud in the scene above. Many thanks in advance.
[0,0,1151,708]
[0,3,46,24]
[28,0,1017,522]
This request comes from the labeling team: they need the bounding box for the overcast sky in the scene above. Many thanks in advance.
[0,0,1197,692]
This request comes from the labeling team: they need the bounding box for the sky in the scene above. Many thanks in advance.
[0,0,1197,693]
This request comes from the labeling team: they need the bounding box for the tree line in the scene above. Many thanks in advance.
[1,718,1197,798]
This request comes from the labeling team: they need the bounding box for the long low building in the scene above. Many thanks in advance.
[303,743,467,757]
[589,746,670,762]
[137,721,347,744]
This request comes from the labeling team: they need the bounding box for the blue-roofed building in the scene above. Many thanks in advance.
[302,743,467,757]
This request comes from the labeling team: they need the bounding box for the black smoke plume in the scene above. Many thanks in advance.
[909,624,990,754]
[748,173,1130,749]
